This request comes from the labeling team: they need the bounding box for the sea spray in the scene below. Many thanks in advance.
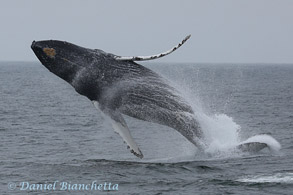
[172,79,281,158]
[196,113,241,153]
[173,76,244,156]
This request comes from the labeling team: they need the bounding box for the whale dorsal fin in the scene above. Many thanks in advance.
[93,101,143,158]
[114,35,191,61]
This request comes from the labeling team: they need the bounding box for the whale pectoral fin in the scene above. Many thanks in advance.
[237,142,268,153]
[114,34,191,61]
[109,116,144,159]
[93,101,143,159]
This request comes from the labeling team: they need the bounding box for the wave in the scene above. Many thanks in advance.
[236,173,293,183]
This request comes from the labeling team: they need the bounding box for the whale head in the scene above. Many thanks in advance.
[31,40,99,83]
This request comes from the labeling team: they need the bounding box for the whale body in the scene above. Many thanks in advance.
[31,37,278,158]
[31,37,205,158]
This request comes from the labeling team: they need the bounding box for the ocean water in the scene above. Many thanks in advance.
[0,62,292,194]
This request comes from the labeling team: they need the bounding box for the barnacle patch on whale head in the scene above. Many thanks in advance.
[43,48,56,58]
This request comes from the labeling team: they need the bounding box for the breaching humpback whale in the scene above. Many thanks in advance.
[31,35,275,158]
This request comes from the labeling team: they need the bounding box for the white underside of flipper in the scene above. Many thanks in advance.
[110,118,143,158]
[93,101,143,158]
[114,35,191,61]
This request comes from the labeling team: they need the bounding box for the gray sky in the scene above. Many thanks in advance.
[1,0,293,63]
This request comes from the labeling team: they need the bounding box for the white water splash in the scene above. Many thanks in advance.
[236,173,293,183]
[195,112,281,157]
[177,82,282,157]
[189,105,281,158]
[197,113,240,152]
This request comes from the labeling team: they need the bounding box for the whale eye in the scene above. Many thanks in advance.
[43,48,56,58]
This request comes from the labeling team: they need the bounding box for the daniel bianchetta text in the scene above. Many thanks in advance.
[8,181,119,191]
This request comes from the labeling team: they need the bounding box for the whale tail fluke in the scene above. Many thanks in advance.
[236,134,281,153]
[237,142,268,153]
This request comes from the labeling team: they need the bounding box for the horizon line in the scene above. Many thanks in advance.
[0,60,293,66]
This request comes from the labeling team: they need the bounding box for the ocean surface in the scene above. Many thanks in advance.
[0,62,292,194]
